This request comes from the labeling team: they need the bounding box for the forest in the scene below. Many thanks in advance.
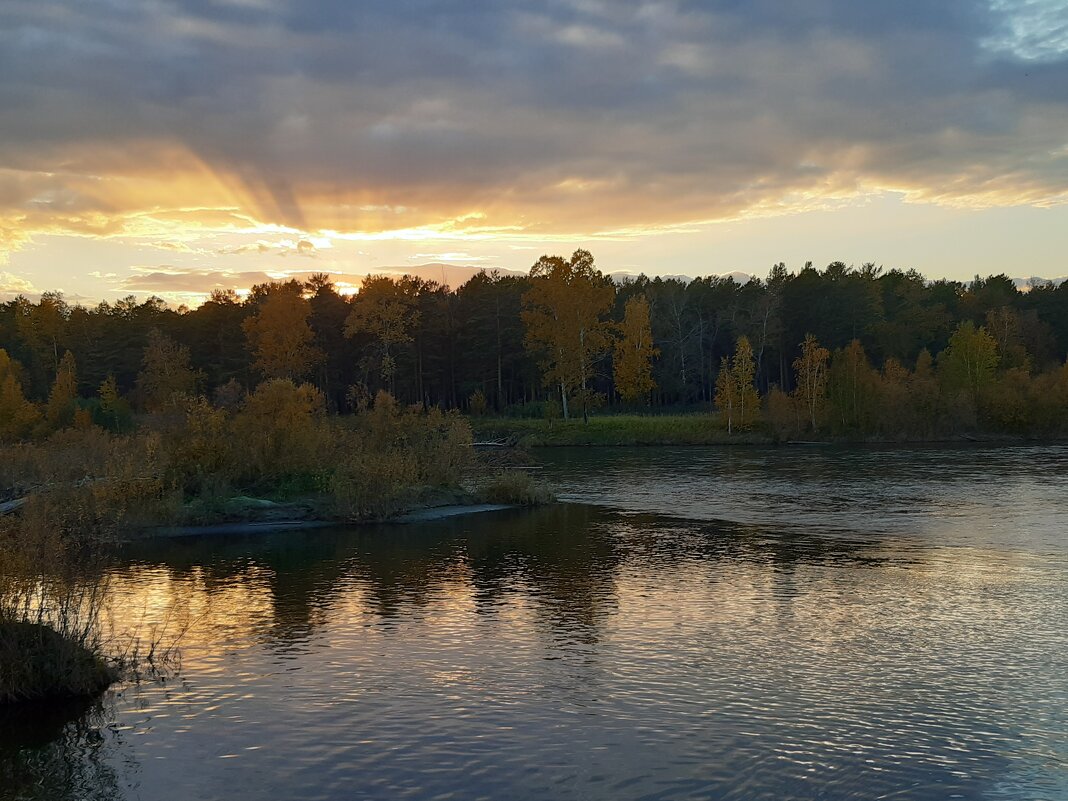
[2,250,1068,441]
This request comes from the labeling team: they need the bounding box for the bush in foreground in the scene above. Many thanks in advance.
[0,524,117,705]
[0,621,116,705]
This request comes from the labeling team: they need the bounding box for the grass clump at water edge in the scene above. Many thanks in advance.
[476,470,555,506]
[0,621,115,705]
[0,495,181,706]
[0,536,116,705]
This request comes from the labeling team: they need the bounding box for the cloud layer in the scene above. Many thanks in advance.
[2,0,1067,263]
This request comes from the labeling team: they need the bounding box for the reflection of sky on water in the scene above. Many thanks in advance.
[3,446,1067,800]
[543,444,1068,555]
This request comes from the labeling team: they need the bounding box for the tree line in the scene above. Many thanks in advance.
[2,249,1067,440]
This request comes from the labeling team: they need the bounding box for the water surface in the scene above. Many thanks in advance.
[3,445,1067,800]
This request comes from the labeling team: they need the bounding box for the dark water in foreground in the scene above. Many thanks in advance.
[3,445,1068,801]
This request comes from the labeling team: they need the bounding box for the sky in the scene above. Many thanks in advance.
[1,0,1067,305]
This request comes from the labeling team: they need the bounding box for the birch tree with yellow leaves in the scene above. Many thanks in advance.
[613,295,658,404]
[715,335,760,433]
[793,333,831,431]
[522,250,614,422]
[243,282,322,382]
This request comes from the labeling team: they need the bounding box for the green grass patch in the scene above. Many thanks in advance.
[473,413,773,446]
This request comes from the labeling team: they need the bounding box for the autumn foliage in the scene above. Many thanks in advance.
[522,250,615,422]
[0,349,38,440]
[714,336,760,432]
[0,261,1067,443]
[613,296,658,404]
[242,282,322,381]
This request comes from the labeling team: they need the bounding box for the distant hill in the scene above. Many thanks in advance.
[1012,276,1067,291]
[374,264,758,288]
[607,271,754,285]
[368,263,526,288]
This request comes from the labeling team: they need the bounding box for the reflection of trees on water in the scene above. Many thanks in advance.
[6,504,950,796]
[338,506,622,648]
[0,696,127,801]
[121,532,359,648]
[254,537,352,646]
[116,527,477,653]
[609,511,929,618]
[341,526,469,618]
[116,504,917,654]
[116,508,624,651]
[464,505,621,646]
[296,506,623,646]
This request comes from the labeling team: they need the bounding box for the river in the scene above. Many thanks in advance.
[2,445,1067,800]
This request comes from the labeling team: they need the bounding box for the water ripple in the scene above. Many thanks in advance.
[2,447,1067,800]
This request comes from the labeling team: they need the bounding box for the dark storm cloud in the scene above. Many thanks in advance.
[1,0,1066,234]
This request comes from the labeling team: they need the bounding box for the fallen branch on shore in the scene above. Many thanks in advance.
[0,498,25,515]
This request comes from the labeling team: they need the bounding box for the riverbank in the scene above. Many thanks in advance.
[147,499,527,538]
[0,387,553,707]
[473,414,771,446]
[7,446,1068,799]
[472,414,1062,448]
[0,384,487,545]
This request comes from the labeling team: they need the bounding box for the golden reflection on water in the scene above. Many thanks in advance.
[4,496,1067,801]
[96,517,1063,679]
[102,565,277,671]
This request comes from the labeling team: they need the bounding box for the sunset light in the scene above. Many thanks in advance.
[2,4,1068,801]
[2,1,1067,304]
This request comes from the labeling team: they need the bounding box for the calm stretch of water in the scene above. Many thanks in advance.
[2,445,1067,801]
